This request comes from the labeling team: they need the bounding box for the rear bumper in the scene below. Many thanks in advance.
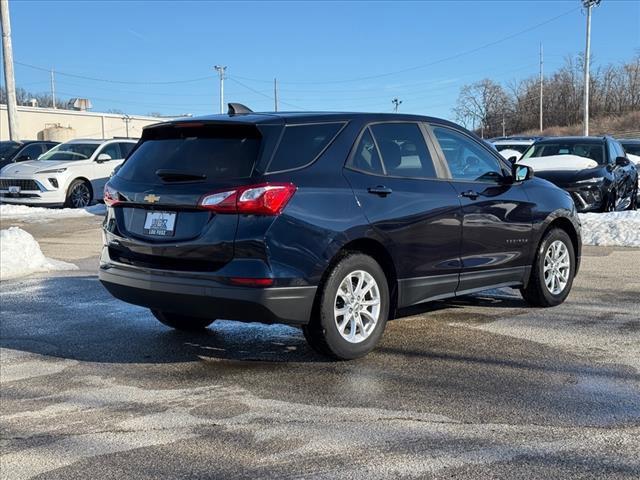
[99,262,317,326]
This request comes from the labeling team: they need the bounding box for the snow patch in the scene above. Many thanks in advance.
[0,203,105,223]
[0,227,78,280]
[579,211,640,247]
[519,154,598,172]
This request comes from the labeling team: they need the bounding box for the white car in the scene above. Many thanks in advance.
[492,138,535,162]
[0,138,136,208]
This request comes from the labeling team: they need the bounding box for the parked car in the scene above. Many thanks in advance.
[0,140,59,170]
[99,107,581,360]
[491,138,536,163]
[619,139,640,202]
[518,136,638,212]
[0,138,137,208]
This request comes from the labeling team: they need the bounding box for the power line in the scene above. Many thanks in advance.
[15,61,214,85]
[231,6,579,86]
[227,76,307,111]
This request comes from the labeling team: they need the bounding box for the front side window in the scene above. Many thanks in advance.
[118,142,136,158]
[267,123,343,173]
[432,126,504,182]
[39,143,100,161]
[622,143,640,156]
[99,143,122,160]
[347,128,384,175]
[370,123,437,179]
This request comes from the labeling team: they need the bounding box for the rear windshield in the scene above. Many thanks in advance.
[521,142,605,164]
[495,144,529,154]
[116,124,261,183]
[267,123,344,173]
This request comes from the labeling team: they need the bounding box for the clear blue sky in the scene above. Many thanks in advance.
[5,0,640,119]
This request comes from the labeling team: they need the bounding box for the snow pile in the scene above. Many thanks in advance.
[0,203,105,223]
[579,211,640,247]
[0,227,78,280]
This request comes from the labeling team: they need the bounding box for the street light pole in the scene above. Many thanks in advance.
[582,0,601,136]
[214,65,227,114]
[1,0,20,140]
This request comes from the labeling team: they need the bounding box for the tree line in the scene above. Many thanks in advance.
[453,53,640,138]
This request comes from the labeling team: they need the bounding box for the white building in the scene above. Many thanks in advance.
[0,104,176,141]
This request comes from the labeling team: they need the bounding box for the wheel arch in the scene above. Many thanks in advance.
[67,176,94,197]
[315,237,399,320]
[539,215,581,275]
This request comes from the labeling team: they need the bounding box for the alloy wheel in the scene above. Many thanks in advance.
[71,183,91,208]
[334,270,381,343]
[543,240,571,295]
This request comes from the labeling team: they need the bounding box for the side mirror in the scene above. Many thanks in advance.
[513,164,533,182]
[615,156,629,167]
[16,155,31,161]
[96,153,112,163]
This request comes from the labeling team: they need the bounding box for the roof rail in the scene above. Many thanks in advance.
[227,103,253,115]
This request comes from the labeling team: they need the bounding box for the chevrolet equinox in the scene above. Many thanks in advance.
[100,105,581,359]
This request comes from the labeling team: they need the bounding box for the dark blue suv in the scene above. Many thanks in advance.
[100,107,581,359]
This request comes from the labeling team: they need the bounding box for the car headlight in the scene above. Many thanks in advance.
[36,167,67,174]
[574,176,603,184]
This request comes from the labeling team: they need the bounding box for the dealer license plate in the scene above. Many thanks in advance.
[143,211,176,237]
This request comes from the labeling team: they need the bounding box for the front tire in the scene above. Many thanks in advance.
[303,253,389,360]
[520,228,575,307]
[64,179,92,208]
[151,309,215,331]
[601,190,616,212]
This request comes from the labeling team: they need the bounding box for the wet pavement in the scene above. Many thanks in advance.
[1,220,639,478]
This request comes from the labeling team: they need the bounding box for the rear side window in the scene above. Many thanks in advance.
[348,128,384,175]
[116,124,261,183]
[267,123,343,173]
[370,123,437,178]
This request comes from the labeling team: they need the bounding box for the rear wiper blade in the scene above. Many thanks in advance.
[155,169,207,182]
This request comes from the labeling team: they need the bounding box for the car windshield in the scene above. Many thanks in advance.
[622,143,640,156]
[521,142,605,164]
[0,142,21,160]
[38,143,100,161]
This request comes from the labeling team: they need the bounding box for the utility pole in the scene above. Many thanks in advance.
[50,68,56,109]
[214,65,227,114]
[502,114,506,137]
[122,115,131,138]
[582,0,600,136]
[274,78,278,112]
[539,42,544,133]
[392,97,402,113]
[1,0,20,140]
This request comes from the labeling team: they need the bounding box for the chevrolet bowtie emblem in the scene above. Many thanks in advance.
[144,194,160,203]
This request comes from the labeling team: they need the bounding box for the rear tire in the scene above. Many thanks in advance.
[64,179,92,208]
[151,309,215,331]
[520,228,575,307]
[303,253,389,360]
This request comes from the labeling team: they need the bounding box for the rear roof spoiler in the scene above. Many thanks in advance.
[228,103,253,115]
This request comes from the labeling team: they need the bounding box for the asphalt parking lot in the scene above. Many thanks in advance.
[1,214,639,479]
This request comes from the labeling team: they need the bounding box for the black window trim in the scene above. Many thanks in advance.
[426,122,512,184]
[344,120,448,181]
[264,121,348,175]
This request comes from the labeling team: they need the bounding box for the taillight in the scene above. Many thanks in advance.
[103,184,120,207]
[199,183,296,215]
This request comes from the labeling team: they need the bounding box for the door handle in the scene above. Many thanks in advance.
[368,185,393,196]
[460,190,479,200]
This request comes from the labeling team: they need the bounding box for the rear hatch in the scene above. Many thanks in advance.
[106,120,281,270]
